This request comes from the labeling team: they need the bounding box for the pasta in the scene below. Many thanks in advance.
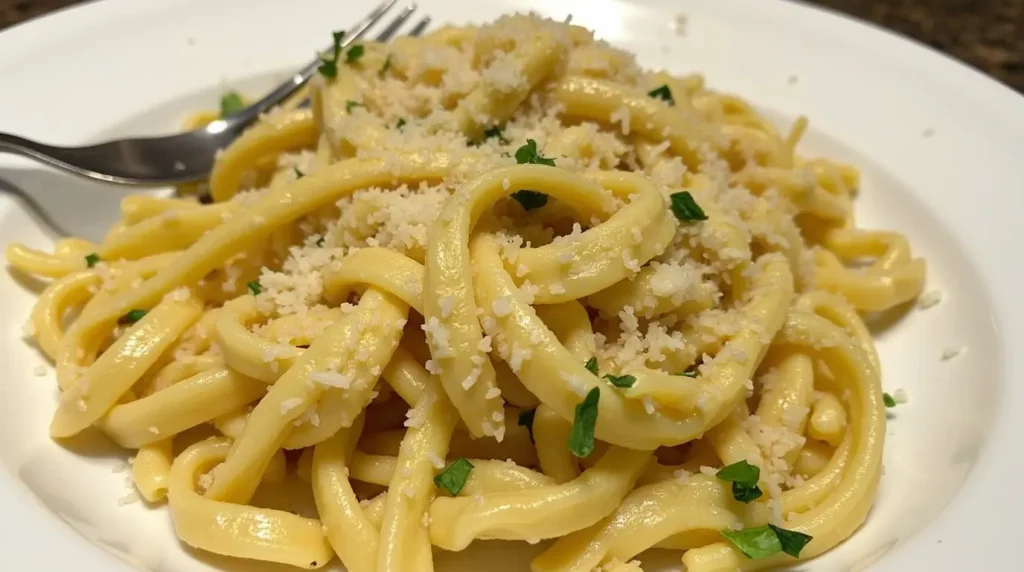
[6,12,927,571]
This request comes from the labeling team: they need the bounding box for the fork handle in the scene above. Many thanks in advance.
[0,132,80,175]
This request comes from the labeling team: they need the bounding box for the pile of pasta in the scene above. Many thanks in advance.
[7,13,927,572]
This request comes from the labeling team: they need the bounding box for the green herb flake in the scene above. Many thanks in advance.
[770,525,813,557]
[84,253,101,268]
[345,44,365,64]
[883,392,896,408]
[509,140,556,210]
[647,84,675,106]
[120,309,148,324]
[380,54,392,76]
[721,524,812,560]
[674,370,698,378]
[396,118,407,130]
[483,125,509,144]
[518,408,536,443]
[603,374,636,389]
[670,191,708,222]
[294,167,304,179]
[716,460,763,503]
[722,526,783,559]
[433,457,474,495]
[568,387,600,457]
[247,281,262,296]
[219,92,245,117]
[510,190,548,211]
[345,100,364,114]
[584,357,599,375]
[315,236,325,247]
[514,139,556,166]
[317,30,346,78]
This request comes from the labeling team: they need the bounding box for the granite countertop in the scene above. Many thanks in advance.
[1,0,1022,91]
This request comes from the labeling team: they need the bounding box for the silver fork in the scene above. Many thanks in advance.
[0,1,428,187]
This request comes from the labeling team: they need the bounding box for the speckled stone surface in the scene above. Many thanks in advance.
[2,0,1022,90]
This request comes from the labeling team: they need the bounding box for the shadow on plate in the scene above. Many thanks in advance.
[0,166,155,244]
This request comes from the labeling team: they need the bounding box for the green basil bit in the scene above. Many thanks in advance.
[721,525,783,559]
[483,125,509,144]
[770,525,813,557]
[247,281,262,295]
[380,54,392,76]
[716,460,760,487]
[883,392,896,408]
[345,100,364,113]
[120,309,148,324]
[517,408,536,443]
[732,482,763,503]
[315,236,325,247]
[603,374,636,388]
[433,457,474,495]
[317,30,346,78]
[568,387,600,458]
[514,138,556,166]
[584,357,599,375]
[219,91,244,117]
[345,44,365,64]
[511,190,548,211]
[670,191,708,222]
[721,524,813,560]
[84,253,101,268]
[396,118,407,130]
[647,84,675,106]
[294,167,304,178]
[717,460,763,503]
[674,369,698,378]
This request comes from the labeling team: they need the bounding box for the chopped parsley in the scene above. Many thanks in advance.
[345,100,363,114]
[584,357,599,375]
[396,117,407,130]
[84,253,100,268]
[647,84,675,106]
[483,125,509,144]
[568,387,600,458]
[716,460,763,503]
[380,54,392,76]
[674,369,698,378]
[119,309,147,324]
[510,190,548,211]
[722,525,813,559]
[514,139,556,166]
[517,408,536,443]
[294,167,304,178]
[603,374,636,389]
[247,281,262,295]
[883,392,896,408]
[670,191,708,222]
[510,139,556,211]
[317,30,346,78]
[219,91,244,117]
[345,44,365,64]
[315,236,325,247]
[433,457,474,495]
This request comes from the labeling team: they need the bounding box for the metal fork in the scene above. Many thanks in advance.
[0,1,428,187]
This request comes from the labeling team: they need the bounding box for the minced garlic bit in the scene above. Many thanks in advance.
[941,345,965,361]
[917,290,942,309]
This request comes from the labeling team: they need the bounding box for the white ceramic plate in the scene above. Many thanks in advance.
[2,0,1022,570]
